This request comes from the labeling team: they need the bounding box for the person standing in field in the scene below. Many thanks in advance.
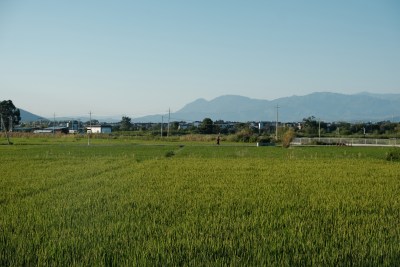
[217,135,220,145]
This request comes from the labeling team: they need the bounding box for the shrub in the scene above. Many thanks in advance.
[386,148,400,161]
[257,136,275,146]
[282,128,295,148]
[235,129,254,143]
[257,136,272,143]
[165,151,175,158]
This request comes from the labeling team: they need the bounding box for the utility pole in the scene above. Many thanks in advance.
[167,108,170,137]
[318,119,321,140]
[88,111,92,146]
[275,105,280,140]
[53,113,56,136]
[161,116,163,137]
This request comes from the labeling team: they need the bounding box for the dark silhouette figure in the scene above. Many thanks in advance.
[217,135,220,145]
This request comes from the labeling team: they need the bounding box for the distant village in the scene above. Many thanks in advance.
[10,117,400,138]
[14,119,289,135]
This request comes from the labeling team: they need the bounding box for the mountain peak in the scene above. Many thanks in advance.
[19,109,47,122]
[173,92,400,122]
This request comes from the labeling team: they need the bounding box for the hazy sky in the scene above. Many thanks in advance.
[1,1,399,118]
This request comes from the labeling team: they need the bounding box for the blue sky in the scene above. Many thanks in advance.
[1,0,399,118]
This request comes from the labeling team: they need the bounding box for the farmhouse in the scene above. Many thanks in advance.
[86,125,112,133]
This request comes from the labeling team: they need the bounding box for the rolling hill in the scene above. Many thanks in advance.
[135,92,400,123]
[19,109,47,122]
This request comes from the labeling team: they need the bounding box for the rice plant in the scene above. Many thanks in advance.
[0,143,399,266]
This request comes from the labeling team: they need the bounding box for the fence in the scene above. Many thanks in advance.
[291,137,399,147]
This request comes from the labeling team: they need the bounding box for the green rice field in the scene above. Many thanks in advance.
[1,138,399,266]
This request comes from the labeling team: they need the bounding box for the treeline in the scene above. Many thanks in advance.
[297,116,399,138]
[112,116,400,141]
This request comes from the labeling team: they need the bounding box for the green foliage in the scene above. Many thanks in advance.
[234,128,257,142]
[199,118,215,134]
[0,143,399,265]
[0,100,21,130]
[165,150,175,158]
[257,136,274,146]
[301,116,318,135]
[386,148,400,161]
[119,116,132,131]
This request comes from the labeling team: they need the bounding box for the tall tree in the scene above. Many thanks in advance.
[301,116,326,136]
[120,116,132,131]
[199,118,215,134]
[301,116,318,136]
[0,100,21,131]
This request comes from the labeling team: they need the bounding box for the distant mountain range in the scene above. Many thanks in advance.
[19,92,400,123]
[135,92,400,123]
[18,110,119,123]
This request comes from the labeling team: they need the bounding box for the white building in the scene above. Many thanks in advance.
[86,125,112,133]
